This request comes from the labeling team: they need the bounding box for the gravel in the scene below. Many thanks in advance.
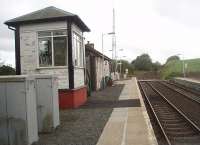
[33,84,124,145]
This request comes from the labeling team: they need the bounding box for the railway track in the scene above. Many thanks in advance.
[168,81,200,96]
[138,80,200,145]
[164,81,200,103]
[150,81,200,129]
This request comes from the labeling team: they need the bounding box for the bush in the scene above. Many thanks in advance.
[0,65,16,75]
[164,72,182,80]
[166,55,180,64]
[160,58,200,79]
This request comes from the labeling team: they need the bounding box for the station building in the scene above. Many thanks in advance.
[5,6,90,109]
[85,42,111,91]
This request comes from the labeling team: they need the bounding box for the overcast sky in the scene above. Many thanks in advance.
[1,0,200,66]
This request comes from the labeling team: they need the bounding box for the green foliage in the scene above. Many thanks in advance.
[166,55,180,63]
[0,65,16,75]
[132,53,152,71]
[131,53,162,71]
[161,58,200,79]
[152,61,162,71]
[117,59,134,75]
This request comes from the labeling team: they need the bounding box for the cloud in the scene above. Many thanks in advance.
[0,37,15,52]
[0,0,200,65]
[0,50,15,66]
[155,0,200,27]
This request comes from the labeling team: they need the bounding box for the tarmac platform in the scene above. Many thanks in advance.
[34,77,158,145]
[96,77,158,145]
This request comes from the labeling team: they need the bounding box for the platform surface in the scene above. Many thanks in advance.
[176,77,200,84]
[96,77,158,145]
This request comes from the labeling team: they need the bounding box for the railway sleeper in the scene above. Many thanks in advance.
[171,136,200,145]
[162,122,188,128]
[160,119,188,123]
[158,114,182,118]
[167,130,197,137]
[165,127,196,132]
[139,81,200,144]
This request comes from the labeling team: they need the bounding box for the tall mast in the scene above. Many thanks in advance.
[112,8,117,74]
[112,8,116,60]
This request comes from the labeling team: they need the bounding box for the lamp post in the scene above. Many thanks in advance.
[102,32,115,89]
[176,54,185,78]
[183,57,186,78]
[120,56,126,78]
[118,49,124,78]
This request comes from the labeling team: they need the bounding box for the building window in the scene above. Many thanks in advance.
[73,32,83,67]
[38,30,67,67]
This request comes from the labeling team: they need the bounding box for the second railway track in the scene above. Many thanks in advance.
[138,80,200,145]
[150,81,200,129]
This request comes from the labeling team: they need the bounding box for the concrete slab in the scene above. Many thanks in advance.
[176,77,200,84]
[174,77,200,92]
[96,77,158,145]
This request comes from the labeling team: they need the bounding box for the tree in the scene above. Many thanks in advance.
[152,61,162,71]
[132,53,152,71]
[0,65,16,75]
[166,55,180,63]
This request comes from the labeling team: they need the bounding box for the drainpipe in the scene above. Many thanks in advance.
[8,25,21,75]
[8,26,16,31]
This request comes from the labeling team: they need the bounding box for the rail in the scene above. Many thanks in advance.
[138,80,200,145]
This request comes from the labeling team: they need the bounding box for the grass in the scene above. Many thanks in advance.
[161,58,200,79]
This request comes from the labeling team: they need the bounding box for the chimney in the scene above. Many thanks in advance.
[85,41,94,49]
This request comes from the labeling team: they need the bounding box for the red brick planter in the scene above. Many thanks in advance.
[59,86,87,109]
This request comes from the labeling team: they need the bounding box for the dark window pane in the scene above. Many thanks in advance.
[54,37,67,66]
[53,30,67,36]
[38,31,51,37]
[39,38,52,67]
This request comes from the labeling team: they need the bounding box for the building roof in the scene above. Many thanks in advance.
[85,43,111,61]
[4,6,90,32]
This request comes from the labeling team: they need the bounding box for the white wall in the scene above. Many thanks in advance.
[104,60,110,76]
[19,21,68,89]
[0,77,38,145]
[96,57,103,90]
[19,21,85,89]
[74,68,85,88]
[72,23,85,88]
[95,57,110,90]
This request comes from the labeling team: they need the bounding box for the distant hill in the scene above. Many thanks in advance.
[161,58,200,79]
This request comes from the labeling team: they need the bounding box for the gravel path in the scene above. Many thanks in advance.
[33,84,124,145]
